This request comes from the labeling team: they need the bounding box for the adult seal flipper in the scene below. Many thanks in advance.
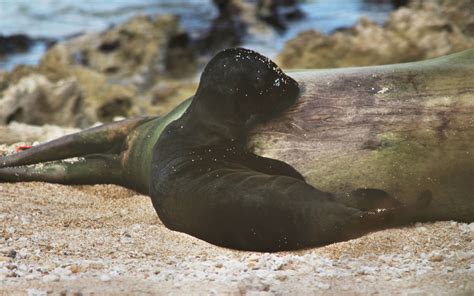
[0,116,157,192]
[0,97,194,194]
[0,154,123,185]
[0,117,149,168]
[150,48,423,252]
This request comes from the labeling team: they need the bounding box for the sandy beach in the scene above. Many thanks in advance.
[0,175,472,295]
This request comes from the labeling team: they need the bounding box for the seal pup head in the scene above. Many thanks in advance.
[193,48,300,128]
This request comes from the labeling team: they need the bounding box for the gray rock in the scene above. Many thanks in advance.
[0,14,197,128]
[42,274,60,282]
[277,2,474,69]
[0,74,81,126]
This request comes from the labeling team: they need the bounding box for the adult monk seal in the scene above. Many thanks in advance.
[0,48,429,251]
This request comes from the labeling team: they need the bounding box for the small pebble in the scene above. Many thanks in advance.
[469,223,474,232]
[27,288,47,296]
[42,274,60,282]
[20,216,31,225]
[87,262,104,270]
[24,274,39,280]
[275,274,287,281]
[315,282,331,290]
[69,264,80,274]
[429,254,444,262]
[100,274,111,282]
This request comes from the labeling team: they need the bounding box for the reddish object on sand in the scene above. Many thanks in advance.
[16,145,33,152]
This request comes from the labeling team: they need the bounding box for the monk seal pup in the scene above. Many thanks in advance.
[150,48,428,252]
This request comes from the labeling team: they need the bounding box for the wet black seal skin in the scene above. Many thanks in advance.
[150,48,427,252]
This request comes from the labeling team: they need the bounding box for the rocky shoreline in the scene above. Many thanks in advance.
[0,0,304,128]
[277,0,474,68]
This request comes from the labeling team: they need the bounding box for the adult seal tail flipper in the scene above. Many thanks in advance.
[0,117,154,189]
[0,117,151,168]
[0,154,123,185]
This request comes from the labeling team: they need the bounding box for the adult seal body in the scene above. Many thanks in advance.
[150,48,426,252]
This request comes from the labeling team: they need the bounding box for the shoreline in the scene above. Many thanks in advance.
[0,0,396,70]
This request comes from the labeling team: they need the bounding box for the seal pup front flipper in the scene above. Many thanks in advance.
[156,170,431,251]
[340,190,432,240]
[334,188,403,211]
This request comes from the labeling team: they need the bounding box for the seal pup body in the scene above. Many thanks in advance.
[150,48,421,252]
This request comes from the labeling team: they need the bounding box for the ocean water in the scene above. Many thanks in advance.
[0,0,395,70]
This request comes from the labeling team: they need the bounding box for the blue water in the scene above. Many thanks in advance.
[0,0,394,70]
